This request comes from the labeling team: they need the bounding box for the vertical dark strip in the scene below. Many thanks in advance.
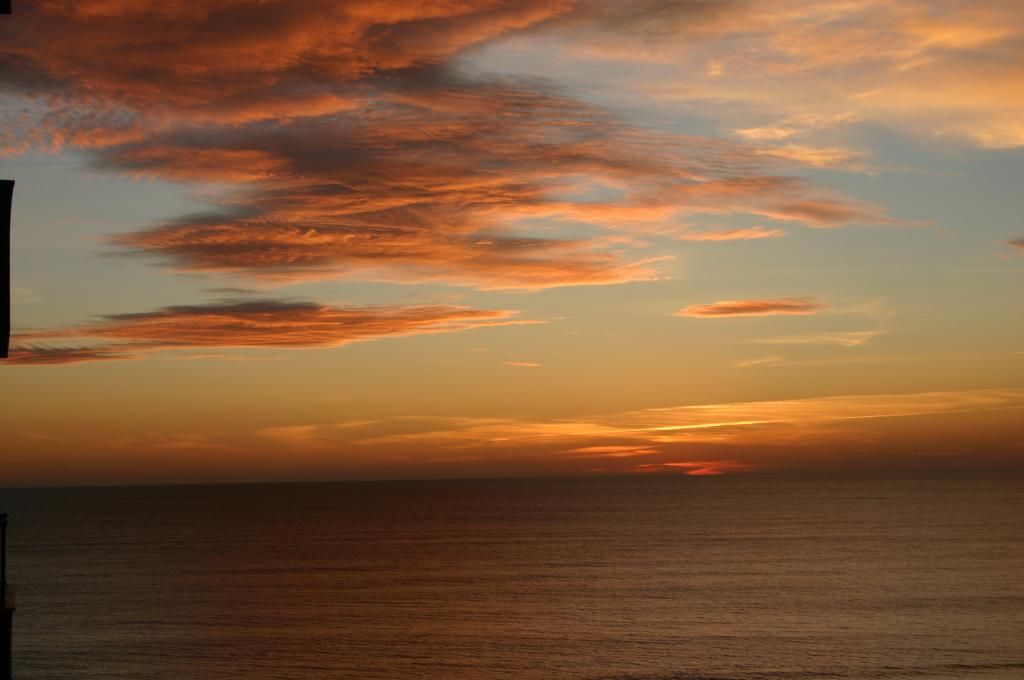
[0,181,11,358]
[2,0,15,357]
[0,513,9,680]
[0,515,6,606]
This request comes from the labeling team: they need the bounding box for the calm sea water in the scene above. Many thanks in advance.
[2,475,1022,679]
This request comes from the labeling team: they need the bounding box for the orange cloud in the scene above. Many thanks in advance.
[674,297,826,318]
[0,0,573,134]
[112,146,288,182]
[1009,238,1024,251]
[757,144,867,171]
[566,445,659,458]
[281,388,1024,475]
[678,226,786,241]
[9,388,1020,483]
[762,200,889,227]
[8,299,530,364]
[100,98,884,289]
[1,1,897,293]
[635,460,754,476]
[572,0,1024,149]
[352,389,1024,451]
[6,345,134,365]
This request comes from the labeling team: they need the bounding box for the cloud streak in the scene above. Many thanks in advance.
[733,356,784,369]
[678,226,786,241]
[314,388,1024,474]
[5,345,135,366]
[635,460,754,476]
[8,299,530,365]
[755,330,882,347]
[674,297,826,318]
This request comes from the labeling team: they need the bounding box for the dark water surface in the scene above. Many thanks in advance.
[2,475,1022,679]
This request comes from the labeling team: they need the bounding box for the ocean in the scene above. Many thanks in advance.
[2,475,1022,679]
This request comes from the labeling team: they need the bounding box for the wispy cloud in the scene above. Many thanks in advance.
[353,389,1024,447]
[755,330,883,347]
[5,345,136,366]
[635,460,754,476]
[674,297,826,318]
[14,388,1020,480]
[564,445,659,458]
[564,0,1024,149]
[678,226,786,241]
[733,356,784,369]
[8,299,531,365]
[336,388,1024,473]
[756,145,868,171]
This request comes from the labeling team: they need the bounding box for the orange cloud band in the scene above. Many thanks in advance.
[674,297,827,317]
[241,388,1024,475]
[678,226,786,241]
[9,299,531,364]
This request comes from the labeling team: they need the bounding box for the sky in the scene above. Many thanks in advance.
[1,0,1022,485]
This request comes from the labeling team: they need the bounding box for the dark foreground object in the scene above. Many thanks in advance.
[0,180,11,358]
[1,513,12,680]
[1,607,10,680]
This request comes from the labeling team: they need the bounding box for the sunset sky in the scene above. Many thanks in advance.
[1,0,1022,485]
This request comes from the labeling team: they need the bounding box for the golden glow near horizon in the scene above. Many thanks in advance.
[1,1,1022,484]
